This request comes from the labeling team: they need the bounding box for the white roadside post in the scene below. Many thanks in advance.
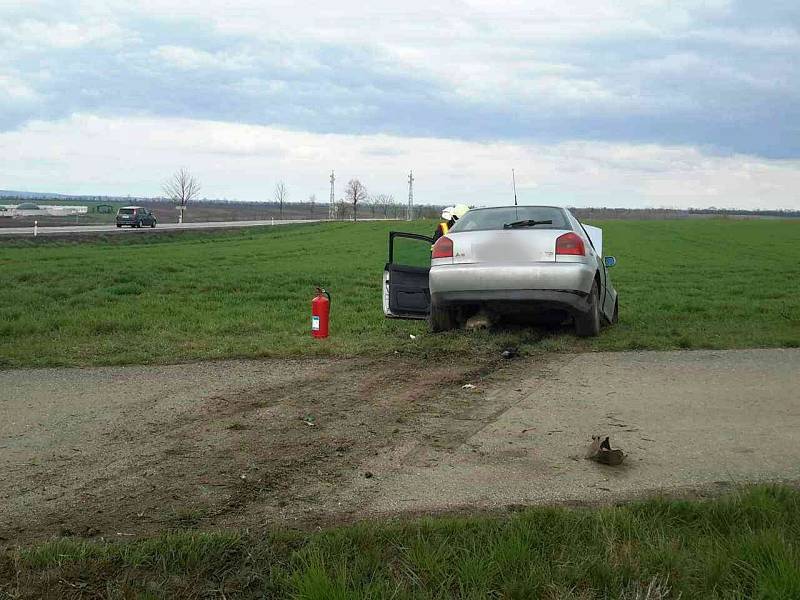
[34,220,38,237]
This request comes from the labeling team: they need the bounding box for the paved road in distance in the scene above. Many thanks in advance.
[0,219,327,236]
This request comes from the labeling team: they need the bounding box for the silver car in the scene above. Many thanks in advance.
[383,205,618,336]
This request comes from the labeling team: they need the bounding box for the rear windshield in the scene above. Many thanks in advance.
[118,208,134,215]
[449,207,570,232]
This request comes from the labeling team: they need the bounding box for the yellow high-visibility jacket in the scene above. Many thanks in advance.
[432,221,449,249]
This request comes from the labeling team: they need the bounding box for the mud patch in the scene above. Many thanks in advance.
[0,355,499,546]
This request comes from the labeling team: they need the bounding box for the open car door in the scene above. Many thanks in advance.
[383,231,433,319]
[580,223,617,322]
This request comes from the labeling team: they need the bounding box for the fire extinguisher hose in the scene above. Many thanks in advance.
[316,287,331,305]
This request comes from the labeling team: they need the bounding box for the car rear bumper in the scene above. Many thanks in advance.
[429,262,596,316]
[432,288,592,314]
[430,262,596,295]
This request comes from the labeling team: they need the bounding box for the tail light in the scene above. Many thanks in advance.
[432,236,453,259]
[556,232,585,256]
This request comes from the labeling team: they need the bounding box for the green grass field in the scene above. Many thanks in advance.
[1,218,799,367]
[3,486,799,598]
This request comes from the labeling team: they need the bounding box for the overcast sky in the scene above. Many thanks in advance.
[2,0,799,208]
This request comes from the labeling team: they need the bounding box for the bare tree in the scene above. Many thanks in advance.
[334,199,350,220]
[385,195,396,217]
[344,179,367,222]
[162,167,200,223]
[365,194,377,218]
[274,181,288,218]
[372,193,394,218]
[309,193,316,217]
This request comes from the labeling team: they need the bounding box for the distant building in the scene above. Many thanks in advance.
[9,203,89,217]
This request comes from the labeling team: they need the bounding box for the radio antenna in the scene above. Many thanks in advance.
[512,169,518,206]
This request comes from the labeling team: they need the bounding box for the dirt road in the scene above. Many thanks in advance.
[1,348,799,545]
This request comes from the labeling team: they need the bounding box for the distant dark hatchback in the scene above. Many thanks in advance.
[116,206,157,228]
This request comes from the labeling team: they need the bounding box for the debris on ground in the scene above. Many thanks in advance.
[465,312,491,330]
[409,334,417,340]
[364,471,374,479]
[302,415,316,427]
[501,347,518,359]
[585,435,626,466]
[462,383,477,390]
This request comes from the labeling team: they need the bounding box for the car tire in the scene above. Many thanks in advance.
[612,298,619,324]
[575,281,601,337]
[116,224,121,228]
[429,300,458,332]
[151,221,156,228]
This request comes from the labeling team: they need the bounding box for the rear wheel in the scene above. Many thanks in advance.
[575,281,601,337]
[429,300,458,332]
[611,298,619,324]
[150,221,156,228]
[116,224,121,228]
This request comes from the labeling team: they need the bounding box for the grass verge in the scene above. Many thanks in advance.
[2,486,799,598]
[1,218,799,367]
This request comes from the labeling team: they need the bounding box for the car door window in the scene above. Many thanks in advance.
[391,234,432,268]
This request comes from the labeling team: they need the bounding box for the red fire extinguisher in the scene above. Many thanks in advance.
[311,287,331,338]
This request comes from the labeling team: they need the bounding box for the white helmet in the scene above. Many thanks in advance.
[451,204,470,220]
[441,206,455,220]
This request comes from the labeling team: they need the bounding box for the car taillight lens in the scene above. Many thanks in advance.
[556,232,585,256]
[432,236,453,259]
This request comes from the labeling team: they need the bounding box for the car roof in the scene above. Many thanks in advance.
[467,205,567,211]
[120,205,143,209]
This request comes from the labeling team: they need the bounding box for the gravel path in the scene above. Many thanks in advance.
[1,348,798,543]
[358,348,800,515]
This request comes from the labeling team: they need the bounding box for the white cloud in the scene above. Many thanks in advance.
[686,27,800,50]
[0,0,797,181]
[0,18,127,49]
[2,114,799,210]
[0,75,40,102]
[152,45,253,70]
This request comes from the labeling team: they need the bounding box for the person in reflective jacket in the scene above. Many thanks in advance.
[433,206,455,246]
[432,204,470,248]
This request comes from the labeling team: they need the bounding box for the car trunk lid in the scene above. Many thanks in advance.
[449,229,571,265]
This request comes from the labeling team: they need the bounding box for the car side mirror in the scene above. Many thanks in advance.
[604,256,617,268]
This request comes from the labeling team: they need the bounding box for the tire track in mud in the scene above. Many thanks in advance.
[0,355,505,544]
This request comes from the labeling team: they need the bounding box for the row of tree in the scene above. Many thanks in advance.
[164,169,445,221]
[273,177,414,221]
